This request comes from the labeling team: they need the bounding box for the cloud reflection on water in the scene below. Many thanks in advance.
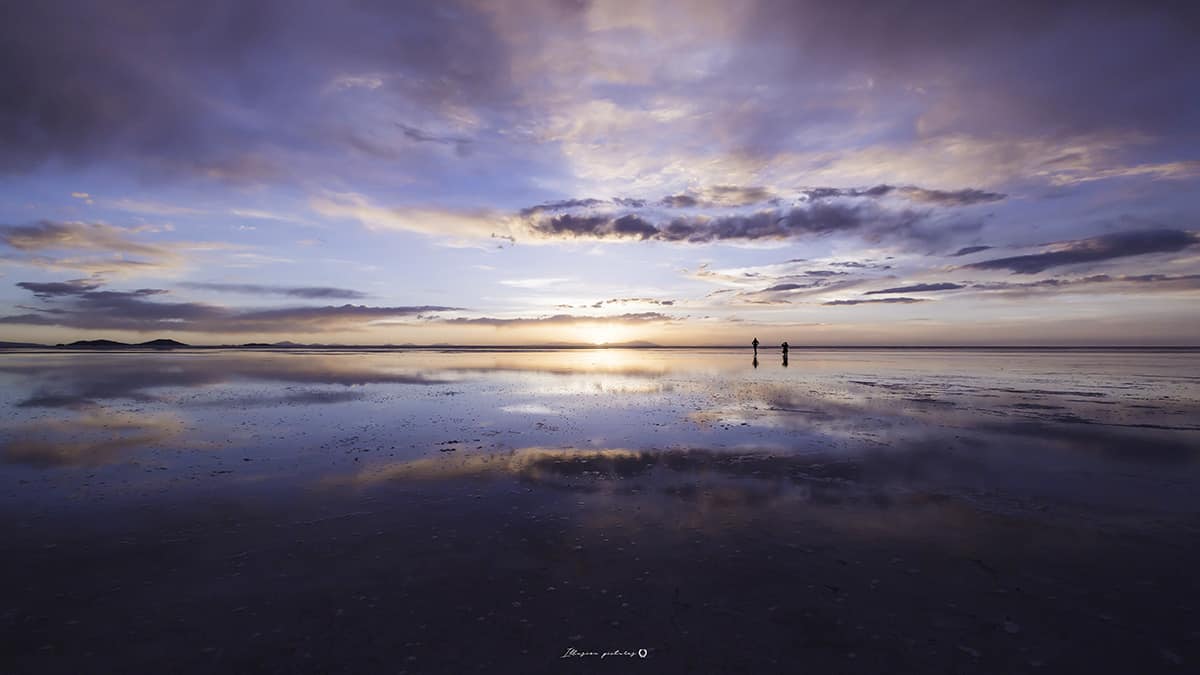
[0,349,1195,518]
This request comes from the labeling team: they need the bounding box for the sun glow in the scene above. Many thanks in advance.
[579,323,632,345]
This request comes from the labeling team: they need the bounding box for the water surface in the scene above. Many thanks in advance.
[1,348,1198,672]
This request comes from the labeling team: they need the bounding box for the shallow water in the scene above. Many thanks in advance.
[1,348,1198,673]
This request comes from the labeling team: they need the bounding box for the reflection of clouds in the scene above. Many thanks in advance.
[975,420,1200,465]
[499,403,557,415]
[339,445,970,500]
[1,408,184,467]
[0,353,455,408]
[336,445,1011,540]
[0,350,681,412]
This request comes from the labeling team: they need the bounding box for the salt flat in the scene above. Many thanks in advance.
[1,348,1198,673]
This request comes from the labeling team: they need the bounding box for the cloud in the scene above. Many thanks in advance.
[657,185,777,209]
[499,278,570,289]
[590,298,675,308]
[0,219,243,276]
[395,123,472,155]
[865,282,965,295]
[524,202,936,244]
[320,183,995,247]
[529,213,661,240]
[964,229,1200,274]
[518,198,606,217]
[952,246,992,256]
[438,312,673,327]
[799,185,1005,205]
[968,273,1200,297]
[660,194,700,208]
[0,0,515,177]
[800,185,896,200]
[180,282,368,299]
[310,192,505,243]
[898,187,1006,206]
[1,280,459,333]
[741,0,1200,145]
[823,297,928,306]
[0,220,168,257]
[15,279,101,298]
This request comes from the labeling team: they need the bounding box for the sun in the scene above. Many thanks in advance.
[579,323,630,346]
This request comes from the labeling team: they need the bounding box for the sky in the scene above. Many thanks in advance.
[1,0,1198,346]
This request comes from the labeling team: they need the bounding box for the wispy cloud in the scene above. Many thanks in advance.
[438,312,673,327]
[823,297,928,306]
[865,282,965,295]
[1,280,459,333]
[499,278,570,289]
[180,282,368,299]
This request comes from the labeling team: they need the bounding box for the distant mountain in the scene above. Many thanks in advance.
[139,339,190,348]
[36,339,677,351]
[64,339,130,348]
[59,338,191,349]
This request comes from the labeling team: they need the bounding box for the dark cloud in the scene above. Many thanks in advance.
[660,194,700,208]
[899,187,1006,206]
[1,280,458,333]
[763,283,808,292]
[823,297,928,306]
[518,198,606,217]
[744,0,1200,142]
[953,246,993,257]
[800,185,895,201]
[706,185,776,206]
[531,213,660,240]
[829,260,892,270]
[395,123,472,155]
[514,183,999,245]
[526,202,937,244]
[0,0,514,176]
[613,198,647,208]
[799,185,1004,206]
[969,273,1200,296]
[659,186,777,208]
[15,279,101,298]
[865,282,965,295]
[180,282,367,299]
[964,229,1199,274]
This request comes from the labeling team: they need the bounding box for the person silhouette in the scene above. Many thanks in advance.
[752,337,759,356]
[781,341,789,367]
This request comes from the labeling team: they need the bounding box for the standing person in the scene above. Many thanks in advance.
[781,341,789,356]
[752,337,759,356]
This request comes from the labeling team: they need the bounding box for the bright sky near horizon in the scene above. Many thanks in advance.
[1,0,1198,345]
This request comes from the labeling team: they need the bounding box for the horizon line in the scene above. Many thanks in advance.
[2,340,1198,351]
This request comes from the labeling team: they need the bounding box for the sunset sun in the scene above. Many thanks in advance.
[581,323,631,346]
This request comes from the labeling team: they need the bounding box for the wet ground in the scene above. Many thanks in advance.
[1,348,1198,673]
